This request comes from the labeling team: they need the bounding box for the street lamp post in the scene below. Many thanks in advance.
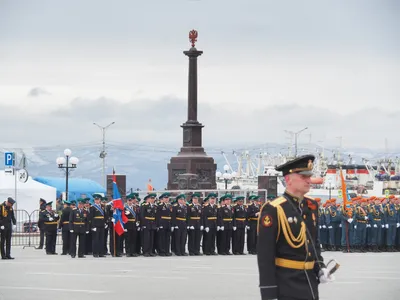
[285,127,308,157]
[93,122,115,188]
[56,149,79,201]
[216,164,237,190]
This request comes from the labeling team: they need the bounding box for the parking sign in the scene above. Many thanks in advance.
[4,152,14,167]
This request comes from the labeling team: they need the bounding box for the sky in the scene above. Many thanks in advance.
[0,0,399,152]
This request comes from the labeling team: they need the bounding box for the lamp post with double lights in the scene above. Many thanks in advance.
[56,149,79,201]
[216,164,237,190]
[93,122,115,188]
[285,127,308,157]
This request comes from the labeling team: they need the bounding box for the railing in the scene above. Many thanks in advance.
[12,209,63,247]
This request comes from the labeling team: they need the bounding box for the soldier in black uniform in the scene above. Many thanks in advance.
[59,200,73,255]
[84,198,93,255]
[172,194,188,256]
[247,195,260,254]
[69,198,89,258]
[41,201,60,254]
[202,193,218,255]
[156,192,172,256]
[102,196,110,255]
[257,154,334,300]
[131,194,142,255]
[0,197,16,259]
[36,198,47,250]
[232,196,247,255]
[218,194,234,255]
[90,194,106,257]
[140,193,157,257]
[187,193,203,256]
[124,193,139,257]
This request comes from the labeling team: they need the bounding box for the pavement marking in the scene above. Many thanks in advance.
[174,266,212,269]
[354,271,400,274]
[26,272,188,280]
[0,286,109,294]
[341,276,400,280]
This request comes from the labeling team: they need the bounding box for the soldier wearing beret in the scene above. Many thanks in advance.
[257,154,334,300]
[187,193,203,256]
[232,196,247,255]
[156,192,173,256]
[140,193,157,257]
[172,194,188,256]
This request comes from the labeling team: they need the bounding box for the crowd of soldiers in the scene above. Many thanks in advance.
[317,195,400,252]
[37,192,263,258]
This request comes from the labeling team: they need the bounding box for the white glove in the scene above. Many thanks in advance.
[322,225,326,228]
[339,224,342,228]
[373,224,378,228]
[136,222,140,227]
[385,224,389,229]
[364,216,368,220]
[92,227,97,232]
[217,226,220,231]
[200,226,204,231]
[142,226,146,229]
[318,268,335,284]
[86,231,89,234]
[246,226,250,230]
[328,226,333,229]
[12,225,16,230]
[137,227,140,231]
[319,225,322,229]
[233,226,237,231]
[174,226,179,229]
[220,226,224,231]
[124,229,127,232]
[190,226,194,230]
[381,224,385,228]
[354,225,357,229]
[70,230,73,233]
[125,210,130,215]
[111,218,115,223]
[49,217,54,221]
[347,219,353,223]
[171,227,174,232]
[205,227,210,232]
[187,226,190,230]
[54,214,59,217]
[159,226,163,229]
[105,224,108,229]
[0,225,4,230]
[397,223,400,228]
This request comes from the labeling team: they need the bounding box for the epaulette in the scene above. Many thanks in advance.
[72,208,77,210]
[188,204,193,206]
[217,204,221,208]
[203,203,209,207]
[173,204,178,207]
[269,197,287,208]
[305,196,315,201]
[142,203,149,206]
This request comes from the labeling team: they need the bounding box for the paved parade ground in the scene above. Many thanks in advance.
[0,247,399,300]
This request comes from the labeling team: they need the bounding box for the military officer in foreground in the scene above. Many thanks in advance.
[257,155,334,300]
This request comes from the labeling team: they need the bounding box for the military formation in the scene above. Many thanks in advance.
[37,192,263,258]
[317,195,400,252]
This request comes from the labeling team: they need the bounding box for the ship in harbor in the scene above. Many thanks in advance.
[215,149,400,200]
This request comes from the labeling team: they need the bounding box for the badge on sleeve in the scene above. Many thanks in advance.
[262,215,273,227]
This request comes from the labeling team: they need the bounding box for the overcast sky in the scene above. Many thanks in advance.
[0,0,399,151]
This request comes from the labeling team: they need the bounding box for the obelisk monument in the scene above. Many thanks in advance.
[167,30,217,190]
